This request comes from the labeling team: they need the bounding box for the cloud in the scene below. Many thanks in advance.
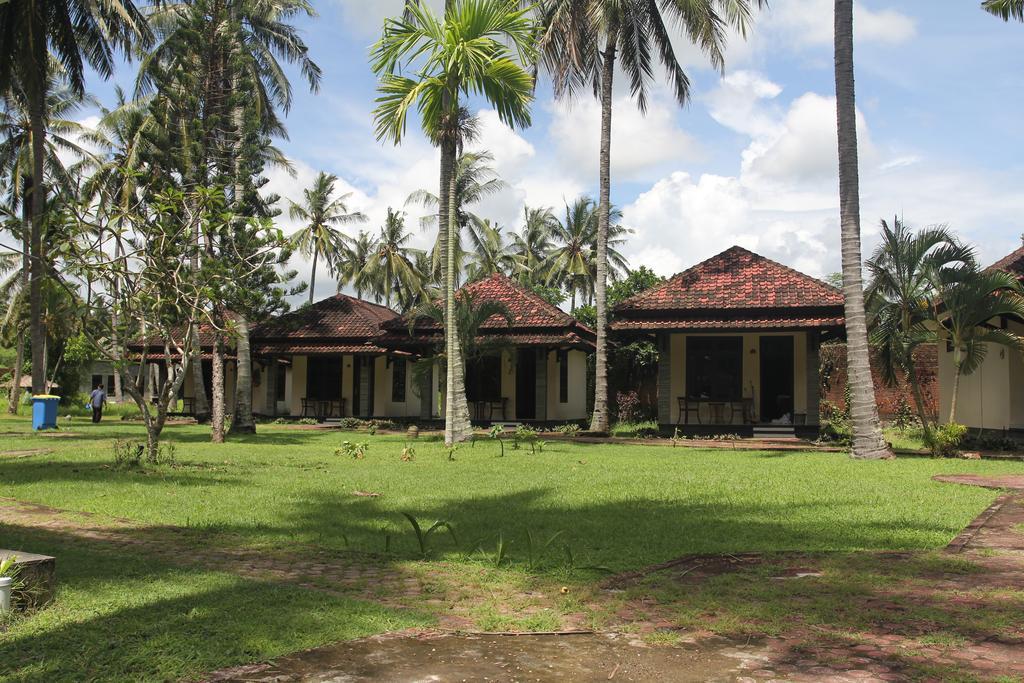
[547,90,703,184]
[765,0,917,47]
[620,71,1024,281]
[331,0,444,37]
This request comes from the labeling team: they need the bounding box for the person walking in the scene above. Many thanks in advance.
[89,383,107,423]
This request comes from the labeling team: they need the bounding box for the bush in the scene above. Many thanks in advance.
[926,423,967,458]
[112,440,144,468]
[891,396,919,431]
[614,390,641,424]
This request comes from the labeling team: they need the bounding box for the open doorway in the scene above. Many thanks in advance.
[515,349,537,420]
[760,336,794,422]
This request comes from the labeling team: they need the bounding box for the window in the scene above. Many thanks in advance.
[391,358,407,403]
[686,336,743,401]
[558,351,569,403]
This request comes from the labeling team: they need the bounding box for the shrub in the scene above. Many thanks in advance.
[926,423,968,458]
[891,396,919,431]
[615,390,642,424]
[554,423,581,437]
[335,441,369,459]
[112,440,144,468]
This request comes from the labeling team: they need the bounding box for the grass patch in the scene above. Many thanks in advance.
[0,526,427,682]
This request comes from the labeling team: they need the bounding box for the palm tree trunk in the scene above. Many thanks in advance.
[309,249,318,305]
[210,331,225,443]
[28,87,46,396]
[229,314,256,434]
[111,234,124,403]
[9,189,30,414]
[9,334,24,414]
[834,0,890,459]
[949,345,962,424]
[442,136,473,445]
[589,30,617,434]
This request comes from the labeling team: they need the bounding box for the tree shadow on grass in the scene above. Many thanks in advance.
[0,457,250,488]
[0,524,430,683]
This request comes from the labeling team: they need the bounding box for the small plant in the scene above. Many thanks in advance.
[401,444,416,461]
[513,424,537,452]
[927,422,968,458]
[615,390,642,424]
[672,426,681,447]
[490,533,509,568]
[535,440,546,453]
[367,423,378,436]
[401,512,458,559]
[444,444,458,461]
[297,417,319,425]
[891,396,918,432]
[489,424,505,457]
[555,423,581,438]
[112,439,144,469]
[158,441,176,465]
[336,441,369,459]
[338,417,361,429]
[525,529,564,571]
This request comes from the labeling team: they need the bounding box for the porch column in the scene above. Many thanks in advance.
[806,332,820,425]
[535,349,548,422]
[265,357,278,417]
[359,357,372,417]
[657,333,671,425]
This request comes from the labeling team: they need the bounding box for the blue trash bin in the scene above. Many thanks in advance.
[31,396,60,431]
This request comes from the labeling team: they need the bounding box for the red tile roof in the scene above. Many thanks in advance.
[252,342,391,356]
[383,273,596,350]
[252,294,398,340]
[613,246,845,332]
[988,245,1024,278]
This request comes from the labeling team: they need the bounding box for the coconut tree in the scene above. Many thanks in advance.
[371,0,536,445]
[364,208,423,309]
[511,206,558,285]
[983,0,1024,20]
[934,265,1024,424]
[406,149,506,284]
[0,0,150,395]
[288,172,366,305]
[548,197,596,312]
[834,0,891,458]
[466,218,518,280]
[865,218,975,444]
[335,229,379,299]
[538,0,764,433]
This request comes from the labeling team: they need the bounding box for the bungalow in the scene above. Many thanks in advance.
[937,245,1024,433]
[248,294,420,419]
[612,246,845,436]
[377,273,596,424]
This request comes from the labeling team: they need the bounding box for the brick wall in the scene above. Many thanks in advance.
[820,343,938,420]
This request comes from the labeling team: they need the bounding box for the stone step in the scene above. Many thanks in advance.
[0,549,56,608]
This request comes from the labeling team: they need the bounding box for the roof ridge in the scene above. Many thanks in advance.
[988,244,1024,275]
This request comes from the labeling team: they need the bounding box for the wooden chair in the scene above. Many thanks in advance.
[300,397,317,418]
[677,397,700,425]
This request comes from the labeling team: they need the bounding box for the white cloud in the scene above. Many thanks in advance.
[765,0,917,47]
[548,90,703,184]
[620,70,1024,282]
[331,0,444,36]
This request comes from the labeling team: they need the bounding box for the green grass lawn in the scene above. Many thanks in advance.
[2,414,1023,680]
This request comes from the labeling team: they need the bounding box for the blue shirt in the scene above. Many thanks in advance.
[90,389,106,408]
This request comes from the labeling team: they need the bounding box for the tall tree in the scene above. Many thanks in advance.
[0,0,150,395]
[371,0,536,445]
[834,0,891,459]
[983,0,1024,20]
[335,230,379,299]
[539,0,763,433]
[511,206,558,285]
[365,208,422,309]
[865,218,975,445]
[288,172,366,305]
[466,217,518,280]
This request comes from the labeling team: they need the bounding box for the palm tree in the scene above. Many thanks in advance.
[466,218,518,281]
[934,265,1024,424]
[364,208,423,309]
[407,150,506,284]
[511,206,558,285]
[548,197,597,312]
[0,0,150,395]
[983,0,1024,20]
[539,0,764,433]
[335,230,379,299]
[371,0,536,445]
[834,0,891,459]
[865,218,975,444]
[289,172,366,305]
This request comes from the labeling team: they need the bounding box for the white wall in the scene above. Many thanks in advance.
[938,327,1015,430]
[373,356,423,418]
[289,355,308,416]
[545,349,588,421]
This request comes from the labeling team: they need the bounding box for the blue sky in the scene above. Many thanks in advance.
[81,0,1024,301]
